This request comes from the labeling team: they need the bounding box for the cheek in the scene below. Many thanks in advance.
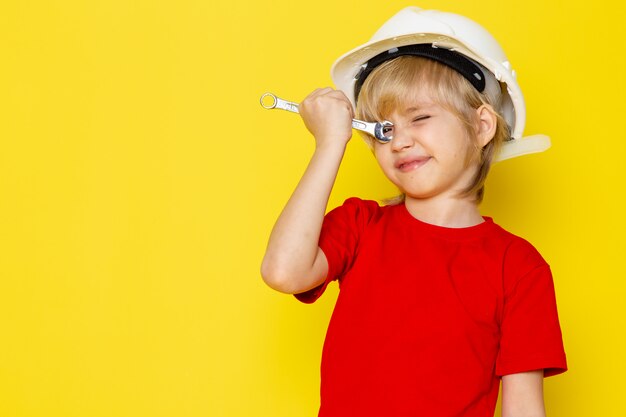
[374,148,391,162]
[374,156,389,173]
[373,152,395,178]
[372,148,386,165]
[441,128,475,163]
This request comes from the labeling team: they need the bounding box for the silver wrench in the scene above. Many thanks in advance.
[260,93,394,143]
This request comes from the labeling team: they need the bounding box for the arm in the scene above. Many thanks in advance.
[501,370,545,417]
[261,88,354,294]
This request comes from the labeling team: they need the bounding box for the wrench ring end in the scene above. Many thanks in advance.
[260,93,277,109]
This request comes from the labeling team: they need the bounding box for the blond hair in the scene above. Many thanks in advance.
[355,56,510,204]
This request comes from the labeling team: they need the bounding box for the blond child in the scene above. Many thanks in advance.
[262,6,566,417]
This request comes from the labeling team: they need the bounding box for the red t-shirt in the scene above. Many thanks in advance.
[296,198,567,417]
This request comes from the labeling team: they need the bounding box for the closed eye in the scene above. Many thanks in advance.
[412,116,430,123]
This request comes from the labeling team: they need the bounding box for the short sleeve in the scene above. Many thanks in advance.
[294,198,379,304]
[496,261,568,377]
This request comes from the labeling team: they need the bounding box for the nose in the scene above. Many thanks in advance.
[390,125,413,152]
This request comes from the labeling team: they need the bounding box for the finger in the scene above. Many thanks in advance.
[326,91,354,112]
[325,92,354,115]
[309,87,334,99]
[324,89,347,99]
[323,89,352,104]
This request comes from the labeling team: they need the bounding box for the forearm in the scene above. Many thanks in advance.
[261,142,346,293]
[502,408,545,417]
[501,371,546,417]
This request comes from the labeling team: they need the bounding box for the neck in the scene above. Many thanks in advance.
[403,193,483,228]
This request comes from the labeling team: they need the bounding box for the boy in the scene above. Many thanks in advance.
[261,6,567,417]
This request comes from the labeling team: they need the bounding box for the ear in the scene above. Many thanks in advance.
[475,104,498,148]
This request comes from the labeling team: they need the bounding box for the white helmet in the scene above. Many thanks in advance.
[331,6,550,162]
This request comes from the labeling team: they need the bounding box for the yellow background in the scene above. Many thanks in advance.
[0,0,624,416]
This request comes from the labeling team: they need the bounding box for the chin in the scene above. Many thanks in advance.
[401,188,438,200]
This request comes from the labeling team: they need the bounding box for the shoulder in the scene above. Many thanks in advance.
[326,197,383,225]
[499,227,547,269]
[332,197,381,212]
[476,219,546,262]
[490,224,550,293]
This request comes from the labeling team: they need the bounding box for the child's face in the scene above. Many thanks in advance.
[372,89,478,201]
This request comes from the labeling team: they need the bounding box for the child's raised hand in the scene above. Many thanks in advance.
[299,88,354,149]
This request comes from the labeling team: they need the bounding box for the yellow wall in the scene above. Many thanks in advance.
[0,0,623,416]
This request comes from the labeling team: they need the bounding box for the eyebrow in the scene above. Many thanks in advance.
[402,103,436,113]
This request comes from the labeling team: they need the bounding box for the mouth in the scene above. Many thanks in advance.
[396,157,431,172]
